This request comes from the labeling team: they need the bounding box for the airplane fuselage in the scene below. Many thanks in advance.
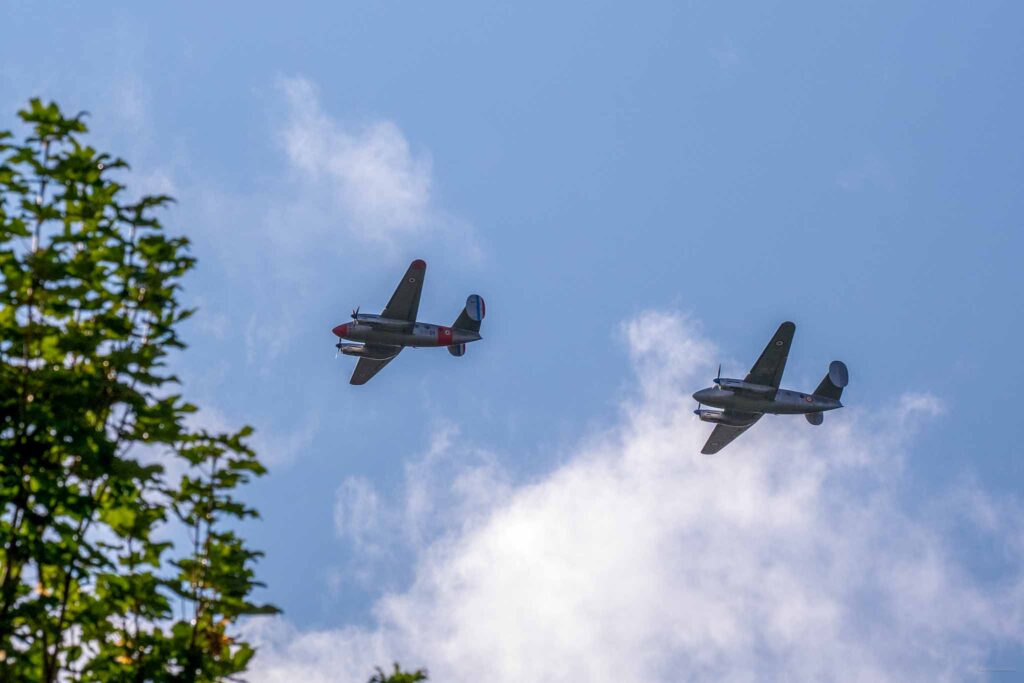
[332,321,481,349]
[692,384,842,415]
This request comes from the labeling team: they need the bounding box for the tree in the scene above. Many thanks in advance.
[0,99,277,681]
[368,663,428,683]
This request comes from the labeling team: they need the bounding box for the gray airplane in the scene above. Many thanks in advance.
[692,321,848,454]
[332,259,485,385]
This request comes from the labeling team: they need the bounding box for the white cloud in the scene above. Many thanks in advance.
[245,312,1024,681]
[178,401,320,469]
[243,310,295,369]
[112,73,148,134]
[251,411,321,467]
[277,76,440,249]
[399,424,512,549]
[331,424,512,591]
[335,477,383,548]
[130,167,179,199]
[190,74,479,278]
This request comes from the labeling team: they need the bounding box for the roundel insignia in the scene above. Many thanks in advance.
[804,396,814,403]
[408,277,416,283]
[775,340,784,347]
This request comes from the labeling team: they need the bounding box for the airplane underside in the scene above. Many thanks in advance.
[339,327,481,348]
[695,387,841,416]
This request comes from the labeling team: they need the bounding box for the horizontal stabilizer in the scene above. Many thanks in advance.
[805,412,823,426]
[813,360,849,401]
[448,343,466,357]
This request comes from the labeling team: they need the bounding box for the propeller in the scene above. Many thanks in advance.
[714,363,722,385]
[351,306,360,320]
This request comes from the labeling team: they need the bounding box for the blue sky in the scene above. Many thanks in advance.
[4,1,1024,679]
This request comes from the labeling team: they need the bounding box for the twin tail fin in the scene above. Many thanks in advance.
[813,360,849,401]
[453,294,485,333]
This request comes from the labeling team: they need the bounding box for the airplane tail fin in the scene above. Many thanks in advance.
[453,294,485,332]
[813,360,849,401]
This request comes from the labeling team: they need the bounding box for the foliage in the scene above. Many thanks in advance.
[368,663,428,683]
[0,99,278,681]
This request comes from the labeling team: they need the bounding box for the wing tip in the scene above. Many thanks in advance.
[701,437,723,455]
[411,259,426,269]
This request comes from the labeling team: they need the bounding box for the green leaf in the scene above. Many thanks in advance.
[0,98,280,682]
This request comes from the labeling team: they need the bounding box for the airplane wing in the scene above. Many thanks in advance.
[701,415,762,455]
[743,321,796,393]
[350,348,402,385]
[380,259,426,323]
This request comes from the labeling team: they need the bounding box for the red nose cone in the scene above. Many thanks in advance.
[332,323,349,337]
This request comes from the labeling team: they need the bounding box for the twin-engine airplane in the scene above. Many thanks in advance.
[692,321,849,454]
[332,259,485,385]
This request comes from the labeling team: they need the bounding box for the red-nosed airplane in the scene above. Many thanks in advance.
[331,259,485,385]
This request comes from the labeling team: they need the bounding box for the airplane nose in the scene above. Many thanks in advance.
[692,388,711,402]
[332,323,349,337]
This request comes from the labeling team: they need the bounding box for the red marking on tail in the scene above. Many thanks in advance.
[438,326,452,345]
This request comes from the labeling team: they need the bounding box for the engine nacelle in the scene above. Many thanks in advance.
[338,343,368,357]
[352,313,411,330]
[694,409,758,427]
[714,378,776,395]
[336,343,398,360]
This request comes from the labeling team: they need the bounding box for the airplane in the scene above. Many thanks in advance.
[331,259,485,385]
[691,321,848,454]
